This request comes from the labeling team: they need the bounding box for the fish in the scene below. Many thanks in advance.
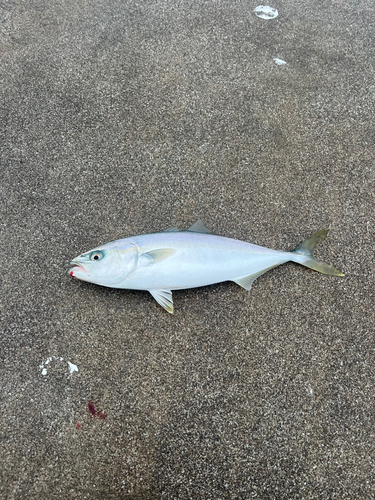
[69,220,344,313]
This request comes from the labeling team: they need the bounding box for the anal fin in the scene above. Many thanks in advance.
[233,264,280,291]
[149,289,174,314]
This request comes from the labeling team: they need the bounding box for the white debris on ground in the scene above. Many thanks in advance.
[253,6,278,19]
[274,57,287,65]
[39,356,78,377]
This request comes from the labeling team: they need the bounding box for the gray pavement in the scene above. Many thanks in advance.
[1,0,374,498]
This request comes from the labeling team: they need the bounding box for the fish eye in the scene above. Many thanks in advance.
[90,250,103,261]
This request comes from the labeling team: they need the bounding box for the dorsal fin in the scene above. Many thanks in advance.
[186,220,212,234]
[164,227,179,232]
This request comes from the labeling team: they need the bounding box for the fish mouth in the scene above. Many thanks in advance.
[69,261,88,277]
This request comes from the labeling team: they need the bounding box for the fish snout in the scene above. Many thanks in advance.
[69,259,89,277]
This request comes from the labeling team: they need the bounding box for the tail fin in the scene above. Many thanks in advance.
[291,229,344,276]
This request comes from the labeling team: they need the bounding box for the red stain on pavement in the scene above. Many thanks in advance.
[88,401,96,416]
[87,401,107,420]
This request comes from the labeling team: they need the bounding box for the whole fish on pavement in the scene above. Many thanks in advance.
[69,220,344,313]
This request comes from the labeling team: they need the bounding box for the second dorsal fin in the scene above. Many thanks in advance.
[186,220,212,234]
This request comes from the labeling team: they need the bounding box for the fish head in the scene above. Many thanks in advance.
[69,240,137,286]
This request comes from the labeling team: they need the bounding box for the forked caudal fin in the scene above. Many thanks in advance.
[290,229,344,276]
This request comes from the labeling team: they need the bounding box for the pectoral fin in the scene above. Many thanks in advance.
[140,248,176,266]
[233,265,280,290]
[149,289,174,314]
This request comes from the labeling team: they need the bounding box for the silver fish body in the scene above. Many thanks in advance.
[69,220,343,313]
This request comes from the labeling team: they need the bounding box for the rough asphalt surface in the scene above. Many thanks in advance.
[1,1,374,498]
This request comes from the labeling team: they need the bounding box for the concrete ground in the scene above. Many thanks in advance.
[1,0,374,498]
